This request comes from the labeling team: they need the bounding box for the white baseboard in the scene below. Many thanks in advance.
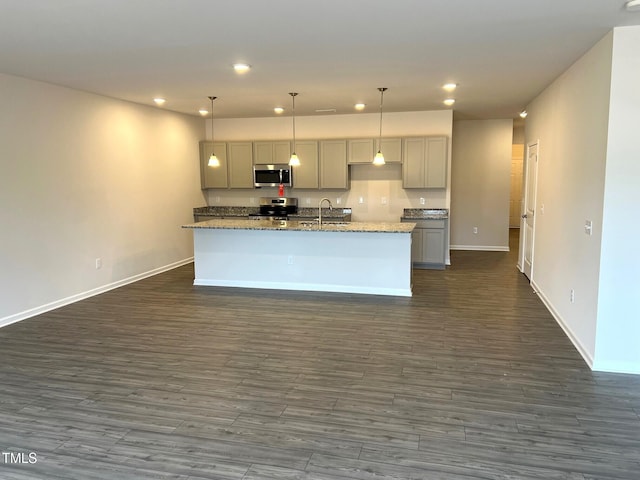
[0,257,194,329]
[534,283,640,374]
[193,278,412,297]
[591,360,640,375]
[532,279,595,370]
[450,245,509,252]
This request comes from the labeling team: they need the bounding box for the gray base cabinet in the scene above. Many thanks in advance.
[403,218,447,269]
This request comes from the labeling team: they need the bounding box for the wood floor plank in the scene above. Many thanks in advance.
[1,229,639,478]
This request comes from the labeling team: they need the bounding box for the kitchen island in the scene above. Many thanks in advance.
[183,219,415,296]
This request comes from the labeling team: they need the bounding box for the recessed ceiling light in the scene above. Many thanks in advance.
[354,103,366,111]
[274,107,284,114]
[233,63,251,74]
[520,110,528,118]
[443,98,455,106]
[153,98,166,106]
[442,83,458,92]
[199,109,209,116]
[625,0,640,11]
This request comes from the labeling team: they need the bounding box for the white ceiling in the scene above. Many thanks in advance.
[2,0,639,120]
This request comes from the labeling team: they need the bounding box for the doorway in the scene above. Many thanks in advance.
[509,144,525,228]
[520,141,538,281]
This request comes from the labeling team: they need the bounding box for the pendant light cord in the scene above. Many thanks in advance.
[290,92,298,151]
[208,96,217,143]
[378,87,387,150]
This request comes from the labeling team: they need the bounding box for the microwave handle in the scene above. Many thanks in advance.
[279,170,283,184]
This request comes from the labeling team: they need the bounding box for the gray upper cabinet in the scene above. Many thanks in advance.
[228,142,254,189]
[347,138,375,164]
[199,141,228,189]
[349,138,402,164]
[200,135,444,191]
[402,136,447,188]
[320,140,348,189]
[292,141,319,189]
[199,141,253,189]
[379,138,403,164]
[254,141,291,165]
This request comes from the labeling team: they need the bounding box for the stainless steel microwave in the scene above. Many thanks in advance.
[253,164,292,188]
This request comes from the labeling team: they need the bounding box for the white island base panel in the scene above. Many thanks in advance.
[192,228,413,296]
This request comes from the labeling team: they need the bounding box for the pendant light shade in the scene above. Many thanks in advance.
[373,87,387,166]
[288,92,300,167]
[207,96,220,168]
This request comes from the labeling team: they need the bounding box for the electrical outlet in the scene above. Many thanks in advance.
[214,196,221,203]
[249,197,255,204]
[584,220,593,236]
[419,197,426,205]
[381,197,388,205]
[287,255,294,265]
[95,258,102,269]
[473,226,478,234]
[358,196,364,204]
[305,198,311,205]
[570,289,575,303]
[540,203,545,215]
[336,197,341,205]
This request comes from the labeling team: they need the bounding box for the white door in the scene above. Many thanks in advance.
[521,142,538,281]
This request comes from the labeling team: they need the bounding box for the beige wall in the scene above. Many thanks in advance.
[0,74,205,326]
[450,119,513,250]
[594,26,640,373]
[523,32,612,367]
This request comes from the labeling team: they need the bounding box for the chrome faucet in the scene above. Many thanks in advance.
[318,198,333,228]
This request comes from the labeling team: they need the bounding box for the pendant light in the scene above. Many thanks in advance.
[373,87,387,165]
[288,92,300,166]
[207,96,220,167]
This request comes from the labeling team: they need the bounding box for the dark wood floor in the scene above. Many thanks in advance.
[1,229,639,479]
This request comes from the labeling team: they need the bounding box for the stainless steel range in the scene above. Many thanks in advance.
[248,197,298,220]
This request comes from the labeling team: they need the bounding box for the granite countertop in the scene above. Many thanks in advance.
[183,218,414,234]
[290,207,352,219]
[401,208,449,219]
[193,206,352,219]
[193,206,259,216]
